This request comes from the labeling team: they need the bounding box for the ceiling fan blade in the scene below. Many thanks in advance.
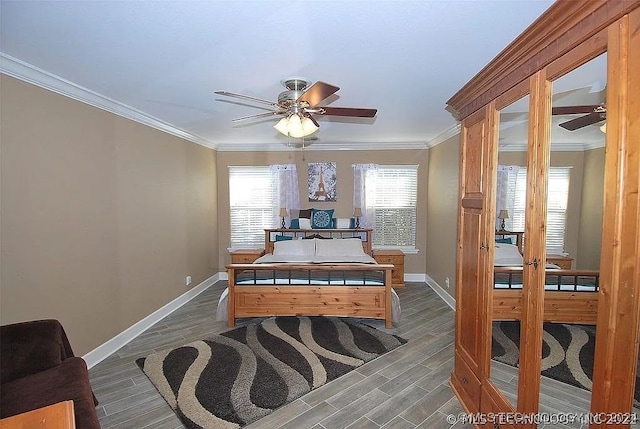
[297,81,340,107]
[558,111,606,130]
[306,114,320,128]
[231,111,285,122]
[552,105,601,115]
[214,91,279,108]
[318,107,377,118]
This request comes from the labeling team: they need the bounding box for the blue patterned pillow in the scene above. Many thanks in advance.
[275,235,293,241]
[496,238,513,244]
[289,218,300,229]
[311,208,335,229]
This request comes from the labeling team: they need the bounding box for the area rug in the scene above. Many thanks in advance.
[492,321,640,405]
[136,316,406,429]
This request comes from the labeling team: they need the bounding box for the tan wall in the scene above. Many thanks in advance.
[577,147,605,269]
[0,75,219,355]
[425,135,460,299]
[216,149,429,275]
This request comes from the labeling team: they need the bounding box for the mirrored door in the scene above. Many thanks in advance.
[490,93,531,408]
[538,53,607,418]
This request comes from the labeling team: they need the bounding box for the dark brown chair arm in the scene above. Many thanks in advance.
[1,319,75,384]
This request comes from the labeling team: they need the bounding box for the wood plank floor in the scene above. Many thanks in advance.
[88,282,637,429]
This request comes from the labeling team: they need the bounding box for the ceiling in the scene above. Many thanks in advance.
[1,1,605,152]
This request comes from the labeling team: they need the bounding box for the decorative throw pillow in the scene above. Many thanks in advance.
[311,208,335,229]
[298,209,312,219]
[275,235,293,241]
[289,218,300,229]
[496,238,513,244]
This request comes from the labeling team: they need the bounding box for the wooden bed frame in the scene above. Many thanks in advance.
[225,228,395,328]
[492,267,600,324]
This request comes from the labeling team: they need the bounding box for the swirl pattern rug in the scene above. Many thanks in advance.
[492,321,640,406]
[136,316,406,429]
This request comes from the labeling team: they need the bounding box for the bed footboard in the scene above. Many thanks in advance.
[226,263,394,328]
[493,267,600,324]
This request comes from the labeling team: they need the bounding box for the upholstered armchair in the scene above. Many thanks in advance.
[0,319,101,429]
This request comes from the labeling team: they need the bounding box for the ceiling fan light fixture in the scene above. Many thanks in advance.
[301,116,319,134]
[274,114,318,138]
[274,117,290,135]
[288,114,302,132]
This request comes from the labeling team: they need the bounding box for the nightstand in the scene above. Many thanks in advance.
[547,254,573,269]
[230,249,264,264]
[373,249,405,288]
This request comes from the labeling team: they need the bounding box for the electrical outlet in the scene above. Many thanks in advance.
[185,276,192,286]
[445,277,450,288]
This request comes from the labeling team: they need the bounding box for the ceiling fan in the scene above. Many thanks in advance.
[215,78,377,138]
[552,104,606,131]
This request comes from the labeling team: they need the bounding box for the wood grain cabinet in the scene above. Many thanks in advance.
[0,401,75,429]
[449,1,640,420]
[230,249,264,264]
[373,249,405,288]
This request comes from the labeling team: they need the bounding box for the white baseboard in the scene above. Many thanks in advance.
[83,273,220,369]
[425,275,456,310]
[405,273,426,283]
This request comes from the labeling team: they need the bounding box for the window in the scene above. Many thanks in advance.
[229,166,275,248]
[504,166,570,254]
[365,166,418,248]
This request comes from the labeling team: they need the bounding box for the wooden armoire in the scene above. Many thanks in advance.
[449,2,639,428]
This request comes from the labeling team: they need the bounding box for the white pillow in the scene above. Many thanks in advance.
[494,243,524,266]
[335,218,352,229]
[315,238,365,257]
[273,239,316,256]
[298,218,311,229]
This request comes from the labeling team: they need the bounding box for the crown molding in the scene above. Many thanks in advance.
[498,141,602,152]
[427,123,461,147]
[0,53,217,149]
[216,140,429,152]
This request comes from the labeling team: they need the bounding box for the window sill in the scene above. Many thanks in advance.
[372,246,419,255]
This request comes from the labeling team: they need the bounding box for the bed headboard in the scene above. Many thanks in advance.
[264,228,373,255]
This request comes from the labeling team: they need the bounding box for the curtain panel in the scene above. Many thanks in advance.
[352,163,378,228]
[271,164,300,226]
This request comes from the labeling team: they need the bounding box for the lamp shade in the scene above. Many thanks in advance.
[274,117,289,135]
[287,114,303,135]
[279,208,288,217]
[498,210,509,220]
[274,114,319,138]
[353,207,363,217]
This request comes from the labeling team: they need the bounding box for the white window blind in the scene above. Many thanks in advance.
[545,167,571,254]
[229,166,276,248]
[366,166,418,247]
[505,166,570,254]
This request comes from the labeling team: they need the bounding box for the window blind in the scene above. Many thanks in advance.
[229,166,275,248]
[545,167,570,254]
[506,166,570,254]
[366,166,418,247]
